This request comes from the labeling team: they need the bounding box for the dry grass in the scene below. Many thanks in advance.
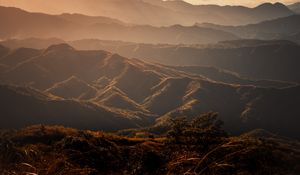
[0,125,299,175]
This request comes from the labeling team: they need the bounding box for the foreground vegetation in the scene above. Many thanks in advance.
[0,113,299,175]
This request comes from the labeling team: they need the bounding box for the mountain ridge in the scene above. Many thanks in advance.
[0,83,154,130]
[1,0,294,26]
[0,6,239,44]
[1,44,300,138]
[197,15,300,44]
[68,39,300,83]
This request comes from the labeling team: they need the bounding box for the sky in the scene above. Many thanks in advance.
[183,0,298,6]
[0,0,298,14]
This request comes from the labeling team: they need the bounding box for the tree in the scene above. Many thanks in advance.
[167,117,189,144]
[186,112,227,148]
[167,112,227,148]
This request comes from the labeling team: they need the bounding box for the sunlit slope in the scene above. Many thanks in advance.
[0,84,153,130]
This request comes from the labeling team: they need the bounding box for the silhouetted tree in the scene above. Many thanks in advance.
[186,112,227,146]
[167,117,189,144]
[167,112,227,149]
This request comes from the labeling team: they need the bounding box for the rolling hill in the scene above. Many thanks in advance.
[155,83,300,138]
[69,39,300,83]
[1,44,112,89]
[0,38,65,49]
[0,44,9,57]
[171,65,295,88]
[58,13,125,26]
[0,84,153,130]
[0,43,300,138]
[0,6,77,39]
[239,86,300,138]
[2,38,298,85]
[0,48,41,67]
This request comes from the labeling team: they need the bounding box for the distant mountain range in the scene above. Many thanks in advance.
[67,39,300,83]
[0,6,238,44]
[0,38,65,49]
[198,15,300,44]
[0,43,300,139]
[288,2,300,13]
[0,0,295,26]
[2,38,300,84]
[145,0,294,25]
[2,38,298,86]
[1,5,300,45]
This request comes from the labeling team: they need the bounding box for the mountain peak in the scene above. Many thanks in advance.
[255,2,288,9]
[0,44,9,56]
[274,2,286,7]
[0,44,9,51]
[0,44,6,49]
[253,2,293,16]
[45,43,74,53]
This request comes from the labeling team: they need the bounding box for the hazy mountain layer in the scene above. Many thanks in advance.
[68,39,300,83]
[2,38,298,86]
[0,0,294,26]
[171,65,295,88]
[146,1,294,25]
[198,15,300,43]
[0,38,65,49]
[288,2,300,13]
[0,6,238,44]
